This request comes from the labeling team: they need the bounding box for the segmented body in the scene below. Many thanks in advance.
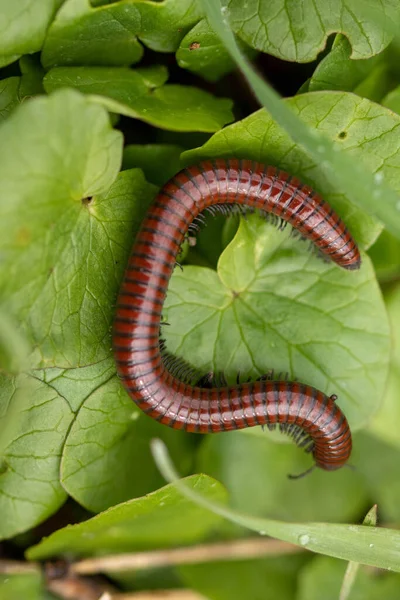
[113,159,360,471]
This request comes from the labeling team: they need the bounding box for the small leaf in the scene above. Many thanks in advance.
[122,144,183,186]
[176,18,256,82]
[308,35,386,97]
[224,0,398,62]
[0,57,45,123]
[0,0,60,68]
[164,216,390,430]
[44,66,234,132]
[26,475,227,560]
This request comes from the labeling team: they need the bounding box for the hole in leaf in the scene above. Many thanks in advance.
[82,196,93,205]
[338,131,347,140]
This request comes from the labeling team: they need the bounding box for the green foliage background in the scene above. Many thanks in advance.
[1,0,400,598]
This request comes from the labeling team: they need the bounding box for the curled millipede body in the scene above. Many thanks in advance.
[113,159,360,472]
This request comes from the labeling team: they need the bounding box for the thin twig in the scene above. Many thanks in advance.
[0,559,40,575]
[72,537,301,575]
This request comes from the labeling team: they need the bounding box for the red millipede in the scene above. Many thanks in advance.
[113,159,360,474]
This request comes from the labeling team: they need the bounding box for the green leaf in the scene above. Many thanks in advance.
[41,0,144,68]
[183,90,400,250]
[164,215,389,430]
[41,0,203,69]
[122,144,183,186]
[200,0,400,241]
[224,0,398,62]
[0,0,61,68]
[0,57,45,123]
[60,375,195,512]
[44,66,234,132]
[308,35,385,97]
[176,18,256,82]
[298,556,400,600]
[0,372,71,540]
[26,475,227,560]
[368,284,400,449]
[151,439,400,573]
[179,554,307,600]
[197,432,369,523]
[0,90,158,369]
[0,570,43,600]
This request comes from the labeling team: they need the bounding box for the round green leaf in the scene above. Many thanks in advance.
[0,91,158,369]
[183,92,400,250]
[61,376,195,512]
[0,0,60,68]
[26,475,227,560]
[176,18,256,82]
[224,0,398,62]
[164,216,389,430]
[298,555,400,600]
[197,431,369,523]
[0,372,71,540]
[41,0,203,69]
[44,66,234,132]
[308,35,385,95]
[122,144,183,186]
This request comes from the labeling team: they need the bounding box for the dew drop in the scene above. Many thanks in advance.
[374,172,384,183]
[298,534,310,546]
[159,501,165,507]
[259,530,267,536]
[369,543,374,548]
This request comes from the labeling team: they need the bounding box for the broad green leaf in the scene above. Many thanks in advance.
[41,0,202,69]
[183,91,400,250]
[61,375,195,512]
[41,0,144,68]
[368,230,400,282]
[200,0,400,241]
[0,570,43,600]
[122,144,183,186]
[298,556,400,600]
[308,35,385,97]
[368,284,400,450]
[26,475,227,560]
[224,0,398,62]
[0,57,45,123]
[176,18,256,82]
[197,432,368,523]
[0,372,71,540]
[0,89,154,370]
[151,439,400,572]
[179,554,307,600]
[0,0,61,68]
[44,66,233,132]
[164,215,389,430]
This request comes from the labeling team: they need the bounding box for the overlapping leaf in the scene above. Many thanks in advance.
[44,66,234,132]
